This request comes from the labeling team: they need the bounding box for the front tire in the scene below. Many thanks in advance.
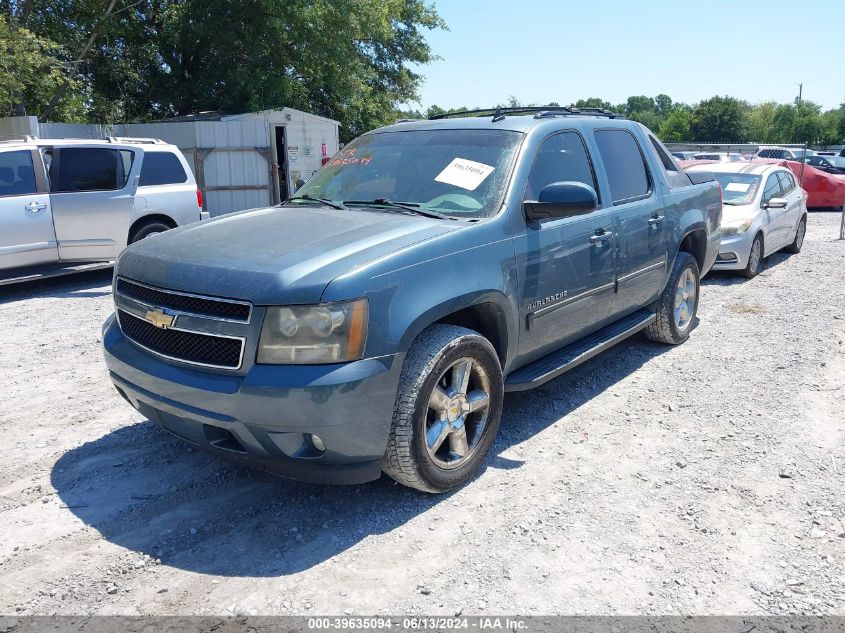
[383,324,504,493]
[785,216,806,254]
[741,232,764,279]
[644,251,700,345]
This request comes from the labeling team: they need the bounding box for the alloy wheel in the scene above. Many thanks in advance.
[424,357,491,469]
[673,268,696,331]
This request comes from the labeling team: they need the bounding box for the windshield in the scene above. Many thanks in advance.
[294,129,523,218]
[714,173,761,205]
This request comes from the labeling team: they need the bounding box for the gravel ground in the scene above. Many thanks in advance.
[0,213,843,617]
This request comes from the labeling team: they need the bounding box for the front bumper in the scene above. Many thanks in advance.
[710,231,755,271]
[102,314,402,485]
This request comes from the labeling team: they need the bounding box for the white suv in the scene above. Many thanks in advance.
[0,136,207,277]
[755,147,815,160]
[115,137,209,241]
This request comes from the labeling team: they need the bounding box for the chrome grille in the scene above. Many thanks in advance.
[118,309,243,369]
[116,278,251,322]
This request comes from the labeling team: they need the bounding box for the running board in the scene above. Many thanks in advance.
[505,309,656,392]
[0,261,113,286]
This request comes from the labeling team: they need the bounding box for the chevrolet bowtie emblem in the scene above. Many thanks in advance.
[144,308,175,329]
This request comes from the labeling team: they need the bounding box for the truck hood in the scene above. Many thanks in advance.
[117,206,461,304]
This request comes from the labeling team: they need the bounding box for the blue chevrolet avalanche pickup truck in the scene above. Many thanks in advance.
[102,107,722,493]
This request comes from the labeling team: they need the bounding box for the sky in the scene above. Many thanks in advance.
[408,0,845,112]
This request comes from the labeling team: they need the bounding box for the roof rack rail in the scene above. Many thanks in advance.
[429,106,624,121]
[106,136,167,145]
[0,135,38,144]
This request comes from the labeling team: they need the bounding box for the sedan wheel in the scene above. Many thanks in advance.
[786,216,806,254]
[742,234,764,279]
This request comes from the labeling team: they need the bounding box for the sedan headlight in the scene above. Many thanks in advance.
[257,299,368,364]
[721,218,752,236]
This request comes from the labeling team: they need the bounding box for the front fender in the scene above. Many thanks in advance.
[321,221,520,369]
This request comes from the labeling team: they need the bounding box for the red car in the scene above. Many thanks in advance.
[779,161,845,209]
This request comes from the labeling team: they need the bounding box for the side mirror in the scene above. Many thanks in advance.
[524,181,598,221]
[765,197,788,209]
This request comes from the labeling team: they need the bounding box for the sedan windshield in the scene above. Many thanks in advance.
[713,173,761,205]
[294,129,523,218]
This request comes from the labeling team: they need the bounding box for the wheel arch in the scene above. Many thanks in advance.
[676,226,708,272]
[398,291,514,371]
[128,213,177,242]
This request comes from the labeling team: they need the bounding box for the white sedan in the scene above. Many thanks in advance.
[687,163,808,278]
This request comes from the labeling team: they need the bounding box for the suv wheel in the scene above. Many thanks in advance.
[129,220,172,244]
[644,251,700,345]
[383,324,503,493]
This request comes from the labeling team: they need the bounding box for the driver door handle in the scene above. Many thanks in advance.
[25,202,48,213]
[648,215,665,227]
[590,229,614,247]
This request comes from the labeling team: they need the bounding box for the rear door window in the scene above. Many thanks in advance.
[648,136,692,188]
[523,131,599,205]
[594,129,651,204]
[0,150,37,197]
[139,152,189,186]
[51,148,134,192]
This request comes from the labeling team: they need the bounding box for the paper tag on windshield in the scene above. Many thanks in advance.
[434,158,495,191]
[725,182,751,193]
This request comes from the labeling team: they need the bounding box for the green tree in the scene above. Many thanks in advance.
[689,96,748,142]
[745,101,777,143]
[654,93,673,119]
[6,0,446,138]
[791,101,823,144]
[839,101,845,141]
[770,104,796,143]
[0,14,85,119]
[819,109,842,146]
[573,97,612,110]
[625,95,655,116]
[629,109,662,132]
[658,110,691,142]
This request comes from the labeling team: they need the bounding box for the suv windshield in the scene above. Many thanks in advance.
[713,173,761,205]
[294,129,523,218]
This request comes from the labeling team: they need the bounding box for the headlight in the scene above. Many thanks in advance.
[721,218,752,236]
[257,299,368,364]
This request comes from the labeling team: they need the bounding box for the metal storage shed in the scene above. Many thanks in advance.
[0,108,341,217]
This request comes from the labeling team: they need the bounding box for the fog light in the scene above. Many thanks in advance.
[310,434,326,452]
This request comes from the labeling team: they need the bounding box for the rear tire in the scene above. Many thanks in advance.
[741,232,764,279]
[785,215,806,254]
[644,251,700,345]
[382,324,504,493]
[129,221,172,244]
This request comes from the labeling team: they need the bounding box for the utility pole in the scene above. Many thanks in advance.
[796,83,803,104]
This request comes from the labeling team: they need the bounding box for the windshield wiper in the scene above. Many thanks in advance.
[343,198,451,220]
[285,194,346,210]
